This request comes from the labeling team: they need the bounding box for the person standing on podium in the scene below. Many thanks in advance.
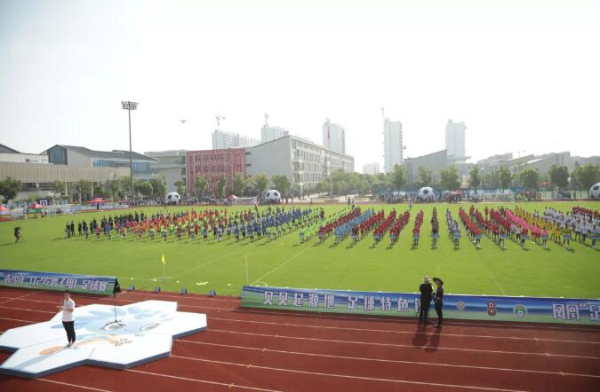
[58,291,76,348]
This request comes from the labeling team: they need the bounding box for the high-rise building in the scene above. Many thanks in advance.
[383,119,403,173]
[445,120,467,162]
[362,162,380,175]
[261,125,289,143]
[322,120,346,154]
[212,130,258,149]
[239,135,260,147]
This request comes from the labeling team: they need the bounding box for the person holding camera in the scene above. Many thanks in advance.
[433,277,444,328]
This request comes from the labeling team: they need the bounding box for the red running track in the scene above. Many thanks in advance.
[0,287,598,392]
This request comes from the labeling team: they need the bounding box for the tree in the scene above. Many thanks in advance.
[0,177,22,203]
[549,165,570,190]
[232,173,245,196]
[26,193,40,204]
[484,170,500,189]
[74,179,92,203]
[469,165,481,191]
[51,180,67,204]
[574,163,600,190]
[417,166,432,188]
[333,180,348,195]
[93,183,105,198]
[315,181,327,195]
[570,161,582,191]
[108,180,120,201]
[150,177,167,199]
[499,166,513,191]
[195,174,208,197]
[366,173,386,195]
[520,169,540,190]
[118,177,131,199]
[135,180,154,198]
[216,175,227,198]
[173,180,186,197]
[252,173,269,198]
[439,166,461,191]
[390,164,407,194]
[271,174,291,197]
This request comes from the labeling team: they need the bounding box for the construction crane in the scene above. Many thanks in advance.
[215,114,225,128]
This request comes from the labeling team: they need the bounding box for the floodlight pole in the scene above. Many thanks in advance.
[122,101,138,201]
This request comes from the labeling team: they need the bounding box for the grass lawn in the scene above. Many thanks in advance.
[1,201,599,298]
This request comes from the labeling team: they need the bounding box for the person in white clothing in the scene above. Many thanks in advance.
[58,291,76,348]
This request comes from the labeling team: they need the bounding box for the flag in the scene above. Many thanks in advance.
[161,254,166,265]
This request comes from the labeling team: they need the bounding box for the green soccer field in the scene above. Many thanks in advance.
[1,201,599,299]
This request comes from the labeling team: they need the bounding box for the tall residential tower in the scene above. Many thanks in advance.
[445,120,467,162]
[383,118,403,173]
[322,119,346,154]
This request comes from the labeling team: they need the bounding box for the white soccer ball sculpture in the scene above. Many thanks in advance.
[165,192,181,204]
[591,183,600,200]
[263,189,281,203]
[418,186,435,201]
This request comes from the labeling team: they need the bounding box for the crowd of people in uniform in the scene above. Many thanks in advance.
[59,204,598,251]
[62,206,323,244]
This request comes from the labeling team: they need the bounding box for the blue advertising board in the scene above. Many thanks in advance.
[0,270,119,296]
[241,285,600,325]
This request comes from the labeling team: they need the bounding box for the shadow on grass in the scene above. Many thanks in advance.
[0,242,17,247]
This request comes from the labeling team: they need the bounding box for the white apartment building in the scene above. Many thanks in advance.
[212,129,258,149]
[246,135,354,194]
[383,119,403,173]
[322,120,346,154]
[261,125,289,143]
[362,162,380,175]
[445,120,467,162]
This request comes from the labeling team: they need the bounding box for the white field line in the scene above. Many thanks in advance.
[206,316,600,345]
[178,339,600,379]
[251,245,313,285]
[170,354,529,392]
[126,369,282,392]
[207,329,600,360]
[40,379,113,392]
[0,291,41,306]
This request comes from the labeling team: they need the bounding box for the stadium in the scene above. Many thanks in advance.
[2,1,600,390]
[1,200,599,390]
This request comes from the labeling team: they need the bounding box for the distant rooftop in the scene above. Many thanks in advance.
[48,145,156,161]
[0,144,20,154]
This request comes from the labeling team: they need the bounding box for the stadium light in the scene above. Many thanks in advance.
[121,101,138,201]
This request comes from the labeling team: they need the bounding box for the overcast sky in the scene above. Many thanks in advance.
[1,0,599,170]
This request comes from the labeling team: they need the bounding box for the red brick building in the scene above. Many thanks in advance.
[186,148,247,197]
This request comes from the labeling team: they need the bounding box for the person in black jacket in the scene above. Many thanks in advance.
[419,276,433,325]
[433,277,444,327]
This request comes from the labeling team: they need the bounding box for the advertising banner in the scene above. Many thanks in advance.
[241,285,600,326]
[0,270,119,296]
